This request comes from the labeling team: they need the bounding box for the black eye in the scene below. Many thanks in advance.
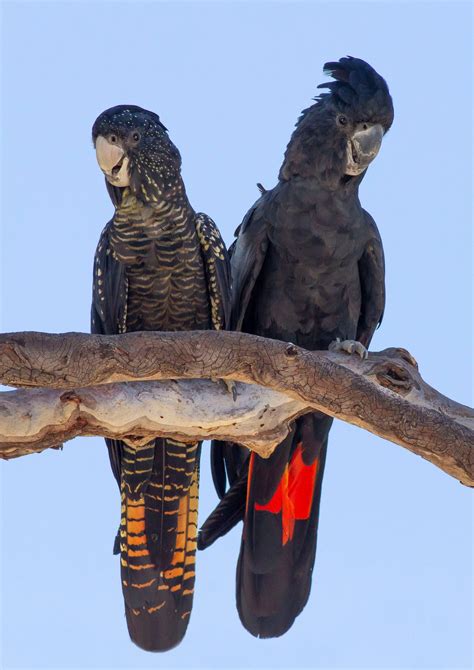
[109,134,117,143]
[132,132,140,142]
[338,115,348,126]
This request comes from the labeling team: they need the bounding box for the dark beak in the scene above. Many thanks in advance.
[352,124,384,166]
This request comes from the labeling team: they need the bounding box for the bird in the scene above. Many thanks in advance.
[199,57,393,638]
[90,105,230,651]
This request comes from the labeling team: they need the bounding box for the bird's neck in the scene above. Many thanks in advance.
[281,174,361,202]
[116,188,194,227]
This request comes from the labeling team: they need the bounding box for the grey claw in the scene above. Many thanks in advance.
[353,341,368,360]
[224,379,238,402]
[329,339,368,360]
[212,377,238,401]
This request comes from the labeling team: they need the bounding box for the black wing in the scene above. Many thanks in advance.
[210,198,270,497]
[356,211,386,348]
[195,213,231,331]
[229,197,270,331]
[90,220,128,485]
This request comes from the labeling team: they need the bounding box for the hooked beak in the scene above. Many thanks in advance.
[95,135,130,187]
[345,123,384,176]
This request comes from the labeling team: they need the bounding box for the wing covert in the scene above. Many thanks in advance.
[91,220,128,486]
[195,213,231,331]
[210,196,270,497]
[91,220,128,336]
[356,211,385,348]
[229,198,270,331]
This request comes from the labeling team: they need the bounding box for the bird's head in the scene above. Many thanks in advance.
[279,57,394,187]
[92,105,183,204]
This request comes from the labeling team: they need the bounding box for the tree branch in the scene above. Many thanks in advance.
[0,380,308,459]
[0,331,472,486]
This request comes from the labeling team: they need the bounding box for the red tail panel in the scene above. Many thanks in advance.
[288,444,319,519]
[252,443,319,546]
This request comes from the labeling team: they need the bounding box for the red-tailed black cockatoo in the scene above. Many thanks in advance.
[91,105,230,651]
[200,57,393,639]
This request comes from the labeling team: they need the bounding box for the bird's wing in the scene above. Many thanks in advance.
[195,213,231,331]
[210,199,270,498]
[90,220,128,486]
[356,211,386,348]
[230,198,270,331]
[91,219,128,336]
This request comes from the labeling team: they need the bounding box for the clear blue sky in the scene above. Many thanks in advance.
[1,1,472,668]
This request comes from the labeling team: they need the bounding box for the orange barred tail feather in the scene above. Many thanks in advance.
[120,439,200,652]
[237,413,332,638]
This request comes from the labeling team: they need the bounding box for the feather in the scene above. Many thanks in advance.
[198,458,249,550]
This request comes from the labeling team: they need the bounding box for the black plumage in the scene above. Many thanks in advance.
[90,105,230,651]
[201,57,393,638]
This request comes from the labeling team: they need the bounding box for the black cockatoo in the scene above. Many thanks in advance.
[200,57,393,638]
[90,105,230,651]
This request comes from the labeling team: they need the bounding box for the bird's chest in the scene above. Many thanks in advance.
[270,200,365,272]
[110,206,210,332]
[253,202,367,347]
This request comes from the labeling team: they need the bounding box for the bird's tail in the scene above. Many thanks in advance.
[120,439,200,652]
[201,413,331,638]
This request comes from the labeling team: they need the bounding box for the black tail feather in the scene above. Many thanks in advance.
[211,440,248,498]
[125,594,189,652]
[198,459,249,550]
[237,413,331,638]
[119,440,200,651]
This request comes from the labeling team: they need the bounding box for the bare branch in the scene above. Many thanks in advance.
[0,331,472,486]
[0,380,307,459]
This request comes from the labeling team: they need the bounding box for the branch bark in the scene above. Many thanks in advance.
[0,331,472,486]
[0,380,307,459]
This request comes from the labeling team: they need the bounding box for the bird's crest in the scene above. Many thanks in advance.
[316,56,394,130]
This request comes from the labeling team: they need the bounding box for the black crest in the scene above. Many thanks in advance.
[279,56,394,182]
[317,56,394,131]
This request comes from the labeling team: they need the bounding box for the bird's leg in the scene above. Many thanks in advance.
[329,337,368,360]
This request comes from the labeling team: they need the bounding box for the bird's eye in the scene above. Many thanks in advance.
[338,115,348,126]
[109,134,117,143]
[132,132,140,142]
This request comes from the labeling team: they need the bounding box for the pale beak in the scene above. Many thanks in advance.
[95,135,130,187]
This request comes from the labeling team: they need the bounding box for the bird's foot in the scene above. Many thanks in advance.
[211,377,238,401]
[329,338,368,360]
